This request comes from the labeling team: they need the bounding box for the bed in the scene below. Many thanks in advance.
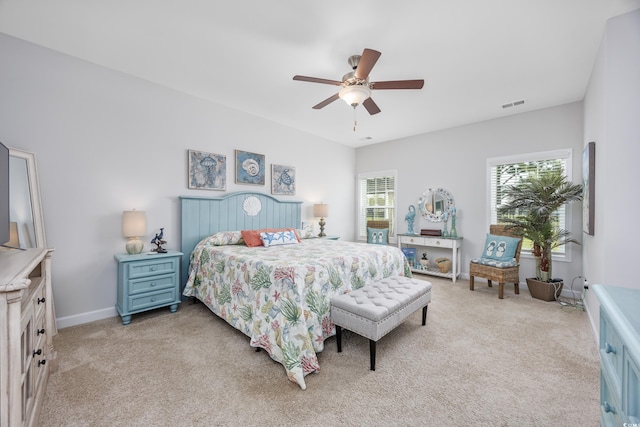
[180,192,411,389]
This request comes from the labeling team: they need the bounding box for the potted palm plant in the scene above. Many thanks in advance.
[497,169,583,301]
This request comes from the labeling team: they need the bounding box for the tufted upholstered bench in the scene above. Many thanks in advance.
[330,276,432,371]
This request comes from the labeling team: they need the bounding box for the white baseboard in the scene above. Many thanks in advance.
[56,306,118,329]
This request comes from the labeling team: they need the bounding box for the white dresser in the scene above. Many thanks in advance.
[397,234,462,283]
[593,284,640,426]
[0,248,56,427]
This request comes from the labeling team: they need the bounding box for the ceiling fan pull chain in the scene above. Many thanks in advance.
[353,106,357,132]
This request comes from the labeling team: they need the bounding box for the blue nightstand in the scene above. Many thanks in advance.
[115,250,183,325]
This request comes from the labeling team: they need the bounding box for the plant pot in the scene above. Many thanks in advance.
[526,278,563,301]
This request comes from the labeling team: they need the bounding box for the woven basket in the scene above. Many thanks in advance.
[435,257,451,273]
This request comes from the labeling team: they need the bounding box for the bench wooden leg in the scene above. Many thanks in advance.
[498,283,504,299]
[514,282,520,294]
[336,325,342,353]
[487,279,493,288]
[470,275,475,291]
[370,339,376,371]
[422,305,428,325]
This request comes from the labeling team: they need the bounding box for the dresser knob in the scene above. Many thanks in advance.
[605,342,617,354]
[150,282,156,287]
[37,328,45,335]
[151,297,156,302]
[33,349,42,357]
[150,266,157,271]
[38,360,46,367]
[37,297,46,304]
[603,401,616,414]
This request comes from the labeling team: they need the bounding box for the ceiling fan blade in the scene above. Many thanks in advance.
[293,75,343,86]
[362,97,381,115]
[312,93,340,109]
[371,80,425,90]
[354,48,381,80]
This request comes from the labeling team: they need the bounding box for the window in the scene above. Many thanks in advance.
[487,149,573,257]
[357,170,396,241]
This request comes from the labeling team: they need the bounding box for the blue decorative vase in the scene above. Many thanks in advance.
[442,220,449,238]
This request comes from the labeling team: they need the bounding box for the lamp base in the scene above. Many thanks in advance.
[318,218,326,237]
[126,237,144,254]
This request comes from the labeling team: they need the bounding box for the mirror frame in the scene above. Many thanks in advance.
[9,148,47,248]
[418,187,455,222]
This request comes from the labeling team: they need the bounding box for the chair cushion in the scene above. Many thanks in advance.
[470,257,519,268]
[482,233,520,261]
[367,227,388,245]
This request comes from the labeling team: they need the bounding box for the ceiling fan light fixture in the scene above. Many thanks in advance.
[339,85,371,107]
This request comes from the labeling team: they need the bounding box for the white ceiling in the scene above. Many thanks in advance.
[1,1,639,147]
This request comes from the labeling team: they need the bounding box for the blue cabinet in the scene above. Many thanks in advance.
[115,250,183,325]
[593,285,640,426]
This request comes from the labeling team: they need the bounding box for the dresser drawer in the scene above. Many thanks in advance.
[129,273,176,294]
[129,288,177,311]
[600,310,623,384]
[127,258,177,279]
[600,373,623,427]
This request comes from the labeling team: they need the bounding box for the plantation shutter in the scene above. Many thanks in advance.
[358,171,396,240]
[489,150,570,255]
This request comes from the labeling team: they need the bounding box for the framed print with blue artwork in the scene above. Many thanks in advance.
[235,150,265,185]
[188,150,226,190]
[271,164,296,195]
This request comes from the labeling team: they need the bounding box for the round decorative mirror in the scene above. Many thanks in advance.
[418,188,454,222]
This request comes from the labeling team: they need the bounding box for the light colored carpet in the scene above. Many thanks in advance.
[41,277,600,427]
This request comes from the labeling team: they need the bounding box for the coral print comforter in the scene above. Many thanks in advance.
[183,236,411,389]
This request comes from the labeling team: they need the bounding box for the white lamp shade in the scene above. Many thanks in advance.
[122,210,146,237]
[314,203,329,218]
[339,85,371,106]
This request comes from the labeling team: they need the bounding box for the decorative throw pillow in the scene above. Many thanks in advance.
[367,227,389,245]
[260,229,299,247]
[204,231,244,246]
[482,233,520,261]
[296,227,315,239]
[242,228,300,247]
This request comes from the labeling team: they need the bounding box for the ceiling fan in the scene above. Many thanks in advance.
[293,48,424,115]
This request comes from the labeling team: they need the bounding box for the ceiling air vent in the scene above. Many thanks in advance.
[502,99,526,109]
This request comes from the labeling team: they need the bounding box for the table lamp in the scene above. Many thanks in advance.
[122,210,146,254]
[314,203,329,237]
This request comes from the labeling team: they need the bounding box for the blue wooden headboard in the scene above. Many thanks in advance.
[179,192,302,291]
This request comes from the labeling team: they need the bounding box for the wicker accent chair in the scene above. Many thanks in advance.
[366,220,390,244]
[469,224,523,299]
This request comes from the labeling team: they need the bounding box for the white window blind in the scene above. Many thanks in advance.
[488,150,572,256]
[357,170,396,241]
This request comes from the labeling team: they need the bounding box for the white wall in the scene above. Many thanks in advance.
[0,34,355,327]
[356,102,586,289]
[583,9,640,331]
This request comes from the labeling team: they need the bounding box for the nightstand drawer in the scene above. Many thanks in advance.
[128,259,177,279]
[129,273,176,294]
[129,288,176,311]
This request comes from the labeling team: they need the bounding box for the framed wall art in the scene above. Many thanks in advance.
[582,141,595,235]
[188,150,226,190]
[235,150,265,185]
[271,164,296,195]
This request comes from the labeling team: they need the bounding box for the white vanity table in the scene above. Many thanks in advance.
[400,187,462,283]
[398,234,462,282]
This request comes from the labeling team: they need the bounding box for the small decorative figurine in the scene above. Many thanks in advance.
[150,227,167,253]
[419,252,430,269]
[405,205,416,234]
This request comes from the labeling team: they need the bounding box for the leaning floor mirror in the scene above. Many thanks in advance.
[8,148,47,249]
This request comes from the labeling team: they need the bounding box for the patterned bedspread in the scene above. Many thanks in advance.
[183,237,411,389]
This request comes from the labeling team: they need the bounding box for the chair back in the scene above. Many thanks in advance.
[489,224,523,262]
[367,220,390,244]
